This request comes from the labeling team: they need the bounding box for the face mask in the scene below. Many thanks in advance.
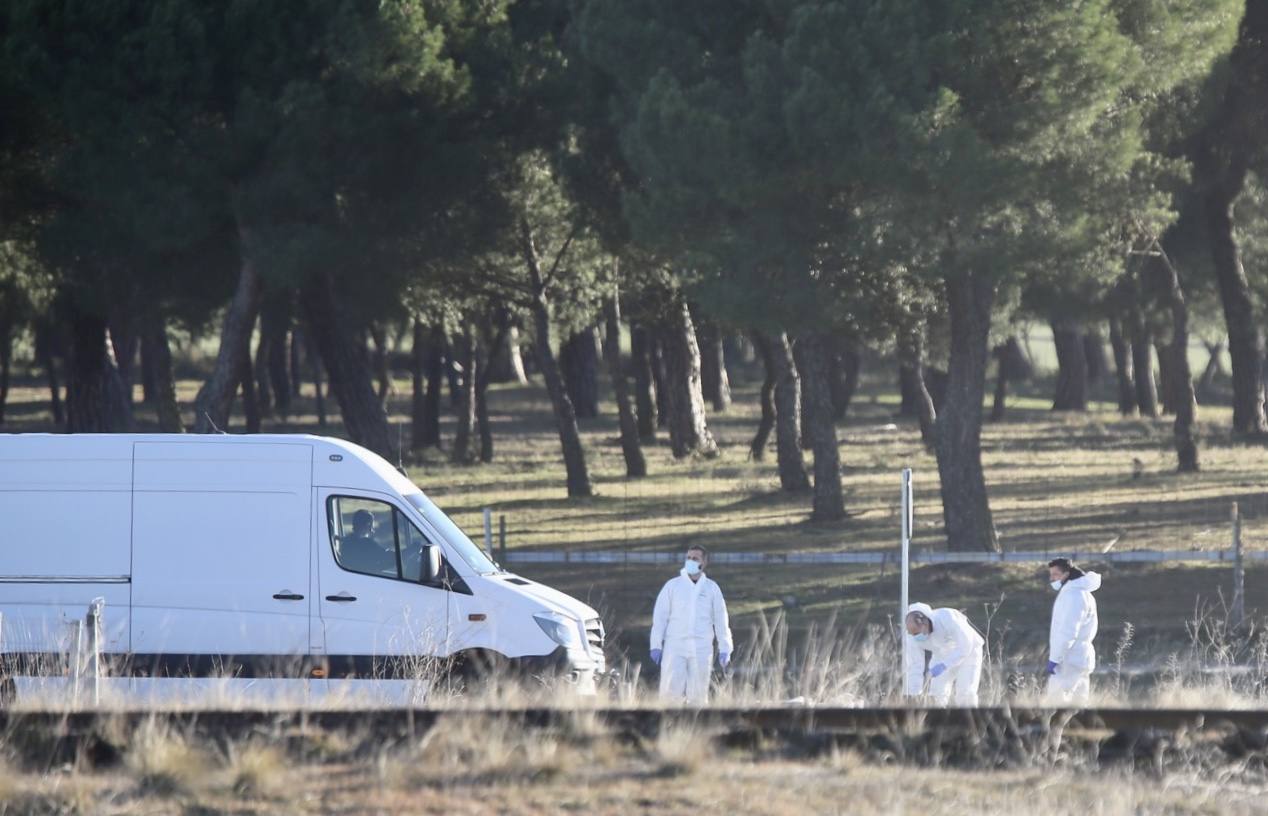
[1050,579,1063,591]
[913,632,929,642]
[684,559,702,576]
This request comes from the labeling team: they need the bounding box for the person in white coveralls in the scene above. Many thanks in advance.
[1045,557,1101,705]
[904,602,985,706]
[650,545,733,705]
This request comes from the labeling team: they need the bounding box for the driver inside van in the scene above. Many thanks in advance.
[339,508,397,576]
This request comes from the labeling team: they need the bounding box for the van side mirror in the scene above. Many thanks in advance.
[424,544,443,584]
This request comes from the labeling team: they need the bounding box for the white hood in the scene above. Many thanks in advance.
[486,573,598,620]
[907,602,934,619]
[1067,572,1101,593]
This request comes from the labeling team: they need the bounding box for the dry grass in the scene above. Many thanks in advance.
[123,719,211,797]
[386,716,579,788]
[647,719,716,778]
[223,740,289,799]
[8,756,1259,815]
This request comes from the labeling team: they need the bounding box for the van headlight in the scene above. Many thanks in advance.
[534,612,582,648]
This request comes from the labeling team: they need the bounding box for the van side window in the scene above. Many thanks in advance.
[327,497,436,583]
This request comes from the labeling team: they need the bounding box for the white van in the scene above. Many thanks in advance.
[0,434,605,702]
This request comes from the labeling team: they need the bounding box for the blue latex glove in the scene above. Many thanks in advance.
[1046,660,1059,676]
[719,652,730,669]
[650,649,662,666]
[929,663,946,678]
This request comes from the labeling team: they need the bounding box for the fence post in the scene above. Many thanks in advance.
[499,514,507,564]
[900,468,913,697]
[86,597,105,707]
[483,507,493,559]
[1232,502,1245,629]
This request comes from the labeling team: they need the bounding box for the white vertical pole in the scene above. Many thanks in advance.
[483,507,494,557]
[87,598,105,707]
[1232,502,1245,628]
[900,468,913,694]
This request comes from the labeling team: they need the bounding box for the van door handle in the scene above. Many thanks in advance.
[325,593,357,602]
[272,592,305,601]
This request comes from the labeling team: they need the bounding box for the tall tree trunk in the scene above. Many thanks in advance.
[65,308,128,433]
[1051,318,1088,411]
[289,328,303,399]
[696,316,731,413]
[420,324,445,448]
[253,319,274,419]
[35,322,65,426]
[255,291,292,420]
[1204,173,1267,435]
[935,271,999,553]
[797,332,844,521]
[474,323,506,464]
[139,323,158,405]
[141,311,184,433]
[897,324,937,446]
[445,342,461,411]
[475,373,493,462]
[108,309,138,407]
[1155,339,1175,415]
[650,335,669,429]
[602,286,647,478]
[520,218,592,497]
[238,338,261,433]
[1198,340,1224,395]
[299,270,395,460]
[486,315,528,385]
[897,365,918,417]
[1083,328,1109,385]
[989,336,1027,422]
[757,330,811,492]
[103,338,131,431]
[266,320,292,420]
[370,323,392,406]
[1152,255,1199,472]
[990,347,1008,422]
[830,335,861,420]
[630,323,658,441]
[749,331,777,460]
[193,245,262,434]
[1108,318,1136,415]
[660,302,718,458]
[294,327,327,429]
[451,323,476,464]
[560,326,601,419]
[475,378,493,463]
[0,320,12,425]
[411,318,429,451]
[798,350,815,450]
[1129,323,1159,418]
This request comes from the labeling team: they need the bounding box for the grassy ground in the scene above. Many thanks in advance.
[3,350,1267,671]
[1,712,1264,815]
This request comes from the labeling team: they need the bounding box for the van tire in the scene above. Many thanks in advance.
[451,650,510,691]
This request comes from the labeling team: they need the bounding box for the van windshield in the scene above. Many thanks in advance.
[404,493,500,575]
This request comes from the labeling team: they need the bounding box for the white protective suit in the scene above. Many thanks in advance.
[650,569,733,705]
[903,603,985,706]
[1046,571,1101,705]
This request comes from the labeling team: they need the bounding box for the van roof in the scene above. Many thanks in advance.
[0,433,420,495]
